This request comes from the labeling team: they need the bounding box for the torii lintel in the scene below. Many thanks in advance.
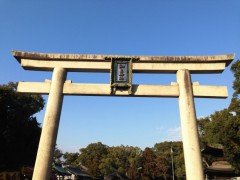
[12,51,234,73]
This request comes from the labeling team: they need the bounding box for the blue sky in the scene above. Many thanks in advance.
[1,1,240,152]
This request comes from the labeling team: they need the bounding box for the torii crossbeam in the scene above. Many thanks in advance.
[13,51,234,180]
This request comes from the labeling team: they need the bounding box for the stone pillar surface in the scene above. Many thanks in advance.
[32,67,66,180]
[177,69,204,180]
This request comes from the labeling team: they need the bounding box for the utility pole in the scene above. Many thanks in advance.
[171,146,175,180]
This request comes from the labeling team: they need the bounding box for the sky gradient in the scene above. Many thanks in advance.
[1,1,240,152]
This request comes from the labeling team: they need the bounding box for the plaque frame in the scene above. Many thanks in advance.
[110,58,132,94]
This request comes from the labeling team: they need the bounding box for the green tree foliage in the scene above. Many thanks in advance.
[99,145,129,176]
[229,59,240,114]
[198,110,240,172]
[54,145,63,164]
[99,145,142,179]
[62,142,185,179]
[125,146,142,180]
[63,152,80,167]
[78,142,108,178]
[153,141,185,180]
[142,147,158,180]
[198,59,240,173]
[0,82,44,171]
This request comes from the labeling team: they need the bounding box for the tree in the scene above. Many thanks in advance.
[54,145,63,164]
[99,146,128,176]
[198,109,240,172]
[229,59,240,114]
[63,152,80,167]
[99,145,142,179]
[0,82,44,171]
[142,148,158,180]
[78,142,108,178]
[197,59,240,172]
[125,146,142,180]
[153,141,185,180]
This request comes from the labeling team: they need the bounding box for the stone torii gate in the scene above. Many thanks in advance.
[13,51,234,180]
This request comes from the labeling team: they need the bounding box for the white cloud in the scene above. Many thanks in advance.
[166,127,182,141]
[197,115,208,119]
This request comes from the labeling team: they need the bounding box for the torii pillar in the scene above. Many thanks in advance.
[177,69,203,179]
[12,51,234,180]
[32,67,66,179]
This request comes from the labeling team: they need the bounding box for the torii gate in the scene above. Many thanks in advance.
[13,51,234,180]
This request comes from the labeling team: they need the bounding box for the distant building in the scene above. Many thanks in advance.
[202,145,239,180]
[52,163,93,180]
[52,163,71,180]
[65,166,93,180]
